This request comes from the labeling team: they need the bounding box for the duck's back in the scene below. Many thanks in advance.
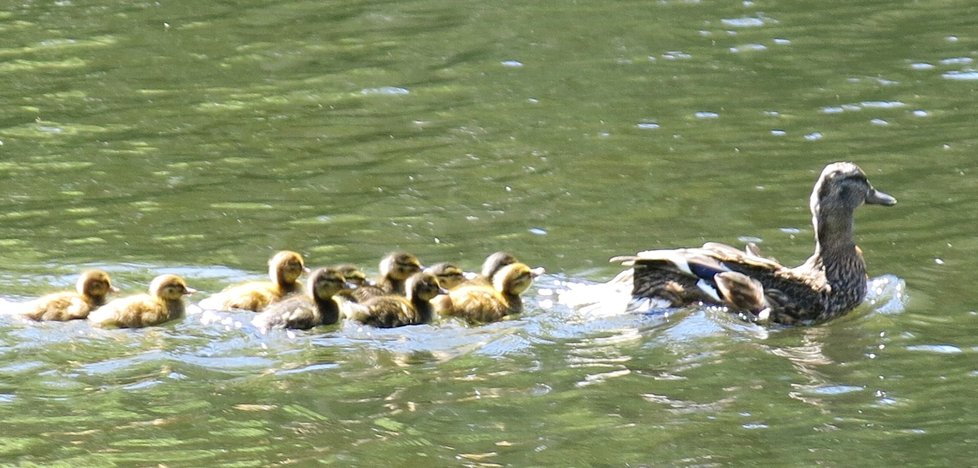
[629,244,834,323]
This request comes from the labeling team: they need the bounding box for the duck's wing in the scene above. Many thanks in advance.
[613,246,807,318]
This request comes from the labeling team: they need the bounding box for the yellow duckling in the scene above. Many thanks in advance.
[344,272,442,328]
[252,267,348,330]
[198,250,309,311]
[15,270,118,321]
[352,251,423,301]
[424,262,466,290]
[88,274,196,328]
[434,262,535,324]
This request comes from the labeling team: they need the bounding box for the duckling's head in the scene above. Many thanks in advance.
[481,251,518,279]
[492,262,536,296]
[334,264,367,287]
[268,251,308,285]
[308,267,347,301]
[405,272,443,301]
[424,262,465,290]
[149,274,196,300]
[379,252,423,281]
[77,269,118,298]
[811,162,896,217]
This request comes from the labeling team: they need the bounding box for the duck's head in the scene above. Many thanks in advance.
[811,162,896,216]
[379,252,423,281]
[424,262,465,290]
[308,267,347,301]
[405,272,444,301]
[334,264,367,287]
[492,262,536,296]
[77,269,118,298]
[480,251,518,279]
[268,251,308,285]
[149,274,196,300]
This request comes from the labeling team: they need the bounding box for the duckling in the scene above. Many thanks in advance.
[434,262,536,324]
[345,272,442,328]
[424,262,466,290]
[252,267,348,330]
[465,251,518,286]
[611,162,896,324]
[333,263,367,301]
[89,274,196,328]
[334,263,368,288]
[15,270,118,321]
[198,250,308,311]
[352,251,423,301]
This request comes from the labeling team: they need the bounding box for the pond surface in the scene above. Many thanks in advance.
[1,0,977,464]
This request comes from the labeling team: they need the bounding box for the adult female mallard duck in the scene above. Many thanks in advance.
[424,262,466,290]
[351,251,423,301]
[14,270,118,321]
[610,162,896,325]
[344,272,442,328]
[252,267,348,330]
[89,274,196,328]
[198,250,308,311]
[434,262,536,324]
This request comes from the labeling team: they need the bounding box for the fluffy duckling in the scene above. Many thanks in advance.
[434,262,536,324]
[352,251,423,301]
[466,251,518,286]
[334,263,368,301]
[335,263,368,288]
[252,267,347,330]
[199,250,308,311]
[344,272,442,328]
[424,262,466,290]
[89,274,196,328]
[14,270,118,321]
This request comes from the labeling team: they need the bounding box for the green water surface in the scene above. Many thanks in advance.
[1,0,976,465]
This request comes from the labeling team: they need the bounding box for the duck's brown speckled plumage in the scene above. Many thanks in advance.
[613,162,896,325]
[16,270,117,321]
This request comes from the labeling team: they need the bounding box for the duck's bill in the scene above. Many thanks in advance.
[866,189,897,206]
[184,287,199,295]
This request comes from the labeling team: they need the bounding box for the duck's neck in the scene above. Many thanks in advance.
[164,299,186,319]
[412,297,433,323]
[380,277,405,295]
[502,292,523,314]
[86,294,109,308]
[808,206,868,304]
[315,297,340,325]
